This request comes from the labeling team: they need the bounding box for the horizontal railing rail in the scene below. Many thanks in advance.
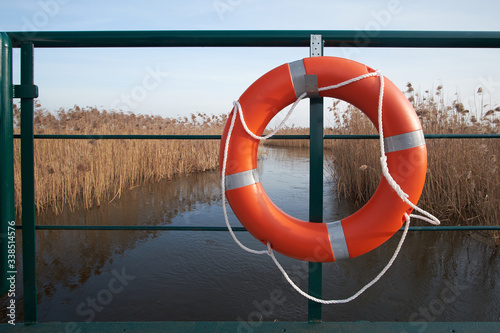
[11,133,500,140]
[13,225,500,231]
[6,30,500,48]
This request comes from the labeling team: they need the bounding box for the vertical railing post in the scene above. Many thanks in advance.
[20,42,37,324]
[308,34,324,323]
[0,33,14,296]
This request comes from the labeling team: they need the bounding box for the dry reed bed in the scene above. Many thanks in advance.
[13,104,226,214]
[265,86,499,239]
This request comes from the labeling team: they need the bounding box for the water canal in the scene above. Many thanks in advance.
[1,146,499,324]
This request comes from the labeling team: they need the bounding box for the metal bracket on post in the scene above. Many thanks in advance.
[305,75,319,98]
[310,34,323,57]
[14,84,39,99]
[306,34,322,99]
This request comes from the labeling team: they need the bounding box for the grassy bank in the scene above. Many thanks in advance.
[264,86,499,239]
[13,104,226,214]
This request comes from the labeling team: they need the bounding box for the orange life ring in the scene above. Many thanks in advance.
[219,56,426,262]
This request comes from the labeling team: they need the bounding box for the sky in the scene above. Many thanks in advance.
[1,0,499,127]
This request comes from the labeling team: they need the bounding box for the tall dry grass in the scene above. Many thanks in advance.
[13,103,226,214]
[261,86,499,241]
[325,84,499,242]
[262,125,310,148]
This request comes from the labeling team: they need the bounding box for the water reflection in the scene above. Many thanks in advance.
[321,230,500,321]
[1,170,222,322]
[0,147,498,324]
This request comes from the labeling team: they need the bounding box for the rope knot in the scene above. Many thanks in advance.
[266,242,273,256]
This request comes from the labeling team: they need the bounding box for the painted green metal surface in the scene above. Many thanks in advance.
[13,84,39,99]
[13,134,308,140]
[419,133,500,139]
[11,133,500,140]
[0,32,14,296]
[308,97,324,322]
[2,321,500,333]
[30,226,249,231]
[13,225,500,231]
[20,43,37,324]
[309,99,324,226]
[6,30,500,48]
[324,133,500,139]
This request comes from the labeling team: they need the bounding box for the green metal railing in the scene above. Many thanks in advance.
[0,33,15,304]
[1,30,500,331]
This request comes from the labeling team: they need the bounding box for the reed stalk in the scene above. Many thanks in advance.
[13,104,226,214]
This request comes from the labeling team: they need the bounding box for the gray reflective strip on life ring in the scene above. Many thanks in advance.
[225,168,260,191]
[384,129,425,153]
[326,220,350,260]
[289,60,307,98]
